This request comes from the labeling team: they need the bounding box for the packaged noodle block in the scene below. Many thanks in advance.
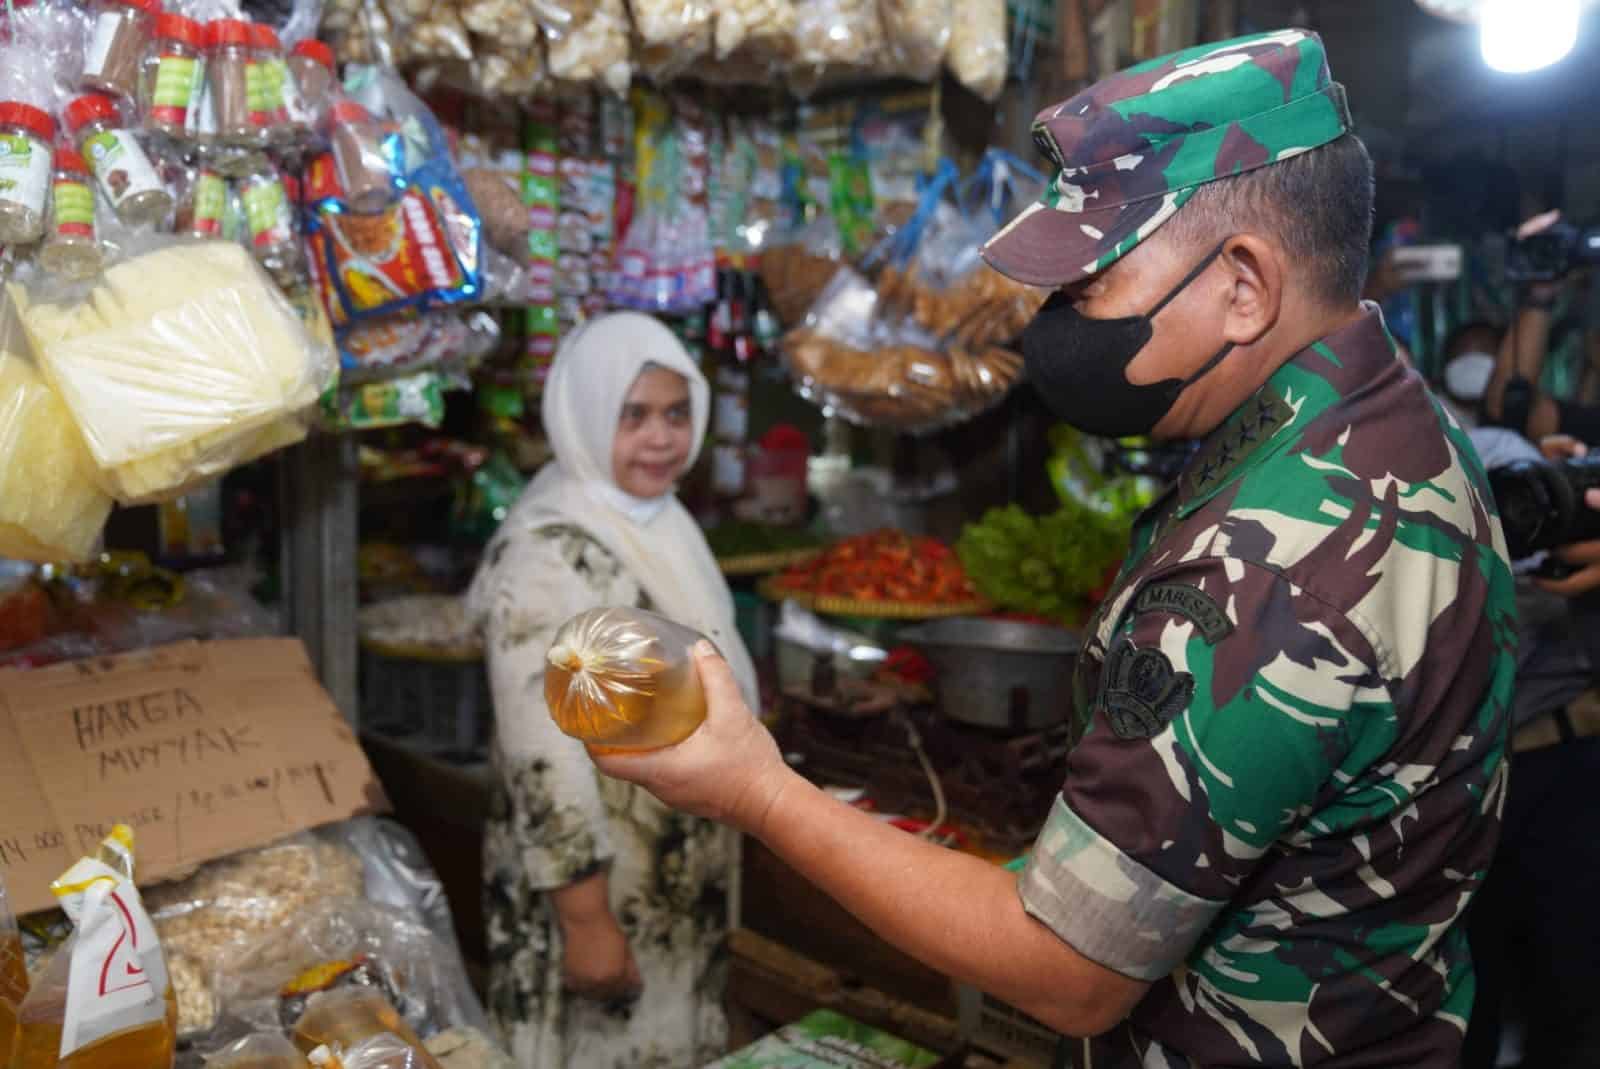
[0,343,114,563]
[7,241,334,503]
[11,826,178,1069]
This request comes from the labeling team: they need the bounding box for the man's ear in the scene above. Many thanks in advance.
[1218,235,1283,346]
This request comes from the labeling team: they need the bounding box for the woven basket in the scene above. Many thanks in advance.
[717,547,823,578]
[758,577,993,620]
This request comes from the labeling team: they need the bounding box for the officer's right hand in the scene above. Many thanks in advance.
[1535,435,1600,596]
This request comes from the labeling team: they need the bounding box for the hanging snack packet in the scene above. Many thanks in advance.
[10,826,177,1069]
[303,70,483,329]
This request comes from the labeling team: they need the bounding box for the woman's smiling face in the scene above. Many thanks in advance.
[612,365,694,498]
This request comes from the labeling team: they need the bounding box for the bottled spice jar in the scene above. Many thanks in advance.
[40,147,103,280]
[83,0,161,100]
[245,24,278,138]
[0,102,55,245]
[173,166,225,238]
[286,39,335,136]
[206,19,256,147]
[140,13,205,139]
[66,92,174,227]
[254,25,297,143]
[241,166,300,276]
[329,100,397,213]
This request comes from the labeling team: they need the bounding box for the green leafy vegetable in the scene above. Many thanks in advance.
[956,500,1130,623]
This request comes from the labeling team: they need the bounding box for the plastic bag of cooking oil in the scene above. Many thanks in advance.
[1,873,28,1069]
[306,1032,432,1069]
[292,988,443,1069]
[208,1033,313,1069]
[544,607,709,751]
[11,825,177,1069]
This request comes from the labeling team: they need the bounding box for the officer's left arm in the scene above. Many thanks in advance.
[1014,557,1378,1008]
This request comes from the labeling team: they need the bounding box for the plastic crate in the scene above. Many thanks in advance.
[360,645,491,760]
[956,984,1060,1067]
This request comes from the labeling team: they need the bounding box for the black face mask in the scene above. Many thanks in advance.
[1020,242,1235,438]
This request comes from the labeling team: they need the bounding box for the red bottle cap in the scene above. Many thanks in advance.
[253,24,283,51]
[63,94,118,134]
[153,12,203,48]
[291,38,335,71]
[207,18,251,49]
[0,102,55,142]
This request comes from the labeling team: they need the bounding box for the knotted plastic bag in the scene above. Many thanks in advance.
[10,826,177,1069]
[544,607,708,752]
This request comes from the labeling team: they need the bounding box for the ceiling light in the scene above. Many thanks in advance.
[1481,0,1580,72]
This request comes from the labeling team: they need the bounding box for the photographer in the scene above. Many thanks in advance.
[1464,429,1600,1068]
[1484,211,1600,443]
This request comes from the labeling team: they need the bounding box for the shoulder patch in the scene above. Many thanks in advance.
[1098,635,1195,740]
[1134,582,1234,644]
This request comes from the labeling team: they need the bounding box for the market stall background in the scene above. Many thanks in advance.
[1,0,1598,1066]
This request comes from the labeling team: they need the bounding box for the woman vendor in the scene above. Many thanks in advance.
[466,311,760,1068]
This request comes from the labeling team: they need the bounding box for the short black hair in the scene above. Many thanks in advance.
[1162,133,1376,307]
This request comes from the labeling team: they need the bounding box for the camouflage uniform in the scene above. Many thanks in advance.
[982,30,1519,1069]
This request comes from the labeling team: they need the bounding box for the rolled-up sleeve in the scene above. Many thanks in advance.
[1020,559,1380,979]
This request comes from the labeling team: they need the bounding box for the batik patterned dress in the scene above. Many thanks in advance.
[471,523,732,1069]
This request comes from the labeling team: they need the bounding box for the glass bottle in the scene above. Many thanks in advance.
[139,13,205,140]
[545,607,710,752]
[40,147,103,280]
[0,101,54,245]
[82,0,160,99]
[65,92,173,227]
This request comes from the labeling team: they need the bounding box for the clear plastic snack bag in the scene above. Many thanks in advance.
[545,607,710,752]
[0,300,114,563]
[542,0,631,92]
[208,1033,314,1069]
[210,894,484,1046]
[629,0,713,78]
[6,239,335,505]
[11,826,177,1069]
[788,0,886,93]
[947,0,1006,100]
[877,0,950,81]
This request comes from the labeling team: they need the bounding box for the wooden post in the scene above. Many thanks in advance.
[279,433,360,722]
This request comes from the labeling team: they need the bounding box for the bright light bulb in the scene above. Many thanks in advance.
[1481,0,1580,72]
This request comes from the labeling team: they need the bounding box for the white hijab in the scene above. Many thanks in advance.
[494,312,759,705]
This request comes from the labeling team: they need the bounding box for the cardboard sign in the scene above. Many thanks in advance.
[0,638,388,915]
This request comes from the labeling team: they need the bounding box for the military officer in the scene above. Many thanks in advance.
[594,29,1517,1069]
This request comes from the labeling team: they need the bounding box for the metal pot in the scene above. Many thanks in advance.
[899,618,1080,732]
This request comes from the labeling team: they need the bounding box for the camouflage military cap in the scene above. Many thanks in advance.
[982,28,1352,287]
